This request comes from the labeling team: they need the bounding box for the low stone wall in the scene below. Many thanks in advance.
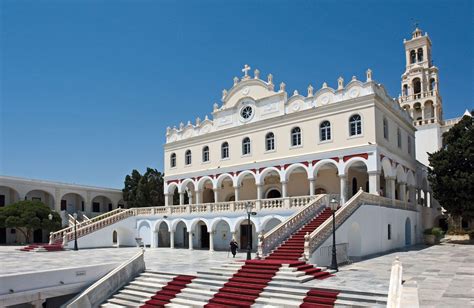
[62,249,145,308]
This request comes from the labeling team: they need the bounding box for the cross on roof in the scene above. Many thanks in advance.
[242,64,251,77]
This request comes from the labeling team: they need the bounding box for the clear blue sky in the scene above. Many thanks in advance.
[1,0,472,189]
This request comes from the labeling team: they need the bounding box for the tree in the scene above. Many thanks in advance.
[428,114,474,231]
[123,168,165,208]
[0,200,62,243]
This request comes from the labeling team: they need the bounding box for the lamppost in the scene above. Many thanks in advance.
[329,197,338,271]
[245,202,257,260]
[73,212,79,251]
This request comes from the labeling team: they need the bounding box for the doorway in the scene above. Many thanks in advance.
[33,229,43,243]
[200,225,209,248]
[240,223,252,250]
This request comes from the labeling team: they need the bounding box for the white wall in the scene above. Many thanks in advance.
[415,124,442,167]
[310,204,421,266]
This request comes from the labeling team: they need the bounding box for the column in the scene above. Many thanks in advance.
[179,192,185,205]
[256,184,263,200]
[151,231,158,248]
[421,106,426,122]
[281,181,288,198]
[309,179,315,196]
[408,185,416,204]
[170,231,175,248]
[164,193,169,206]
[386,177,396,200]
[234,186,240,201]
[188,193,194,205]
[339,175,347,204]
[195,191,201,204]
[213,188,219,203]
[368,171,380,195]
[400,183,407,202]
[209,231,214,252]
[188,232,194,250]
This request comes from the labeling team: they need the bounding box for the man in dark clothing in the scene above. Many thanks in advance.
[229,239,238,258]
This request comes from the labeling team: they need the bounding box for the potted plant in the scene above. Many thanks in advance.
[423,228,436,245]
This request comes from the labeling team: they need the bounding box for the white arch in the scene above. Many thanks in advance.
[197,176,215,190]
[257,167,283,185]
[344,157,369,174]
[381,157,395,177]
[179,178,196,193]
[153,219,171,231]
[210,217,232,232]
[396,165,407,183]
[312,159,339,178]
[260,215,284,232]
[232,216,260,233]
[166,182,179,194]
[284,163,310,181]
[216,173,234,188]
[234,170,257,187]
[137,219,152,230]
[171,218,190,232]
[59,191,87,203]
[189,218,211,231]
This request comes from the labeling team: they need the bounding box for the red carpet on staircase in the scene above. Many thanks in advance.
[140,275,196,308]
[300,288,339,307]
[19,243,63,252]
[204,259,282,308]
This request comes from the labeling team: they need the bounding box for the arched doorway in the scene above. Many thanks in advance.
[25,190,55,210]
[91,195,113,215]
[346,160,368,198]
[266,189,281,199]
[238,219,257,251]
[60,193,85,215]
[238,172,257,200]
[193,221,209,249]
[0,186,21,244]
[286,165,310,197]
[313,161,340,195]
[112,230,118,246]
[174,221,189,248]
[405,217,412,246]
[213,220,231,251]
[157,222,170,247]
[138,221,151,247]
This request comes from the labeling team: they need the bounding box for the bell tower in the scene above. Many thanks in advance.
[399,26,443,126]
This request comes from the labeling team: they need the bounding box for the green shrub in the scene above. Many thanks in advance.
[431,227,444,237]
[424,228,433,235]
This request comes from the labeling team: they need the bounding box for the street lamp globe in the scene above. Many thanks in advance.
[48,213,53,221]
[245,202,253,214]
[73,212,78,219]
[330,198,339,211]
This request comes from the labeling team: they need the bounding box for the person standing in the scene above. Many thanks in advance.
[229,239,238,258]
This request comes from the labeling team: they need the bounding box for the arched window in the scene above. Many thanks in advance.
[185,150,192,165]
[349,114,362,136]
[403,84,408,96]
[429,78,436,91]
[410,50,416,64]
[221,142,229,159]
[242,137,251,155]
[397,128,402,148]
[413,78,421,97]
[291,127,302,146]
[417,48,423,62]
[320,121,331,141]
[383,118,389,140]
[202,146,209,162]
[170,153,176,168]
[265,132,275,151]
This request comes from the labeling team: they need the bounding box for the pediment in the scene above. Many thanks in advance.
[221,79,276,110]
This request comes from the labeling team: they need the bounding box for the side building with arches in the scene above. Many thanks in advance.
[0,175,124,244]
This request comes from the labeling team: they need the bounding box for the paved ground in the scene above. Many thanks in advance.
[2,243,473,307]
[308,243,474,308]
[0,246,251,276]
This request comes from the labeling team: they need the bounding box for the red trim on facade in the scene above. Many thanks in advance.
[301,161,309,167]
[330,157,340,163]
[312,159,320,165]
[343,153,368,162]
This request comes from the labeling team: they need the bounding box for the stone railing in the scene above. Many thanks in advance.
[303,190,417,259]
[387,257,403,308]
[50,208,126,244]
[57,196,317,246]
[61,209,135,244]
[258,194,326,257]
[398,90,437,102]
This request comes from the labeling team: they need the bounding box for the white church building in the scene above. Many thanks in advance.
[1,28,465,264]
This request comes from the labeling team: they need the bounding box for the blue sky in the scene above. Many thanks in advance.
[1,0,472,188]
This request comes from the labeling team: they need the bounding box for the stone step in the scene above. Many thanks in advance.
[185,282,220,292]
[170,296,208,308]
[180,287,215,297]
[255,296,303,307]
[101,303,127,308]
[129,280,166,290]
[120,288,155,298]
[175,289,214,302]
[112,292,146,304]
[106,297,141,308]
[123,283,160,294]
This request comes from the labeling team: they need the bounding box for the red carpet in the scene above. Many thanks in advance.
[266,208,332,261]
[140,275,196,308]
[204,259,282,307]
[300,288,339,307]
[19,243,63,252]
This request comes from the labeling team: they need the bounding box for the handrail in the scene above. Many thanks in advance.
[304,190,417,259]
[257,194,326,257]
[387,257,403,308]
[62,249,145,308]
